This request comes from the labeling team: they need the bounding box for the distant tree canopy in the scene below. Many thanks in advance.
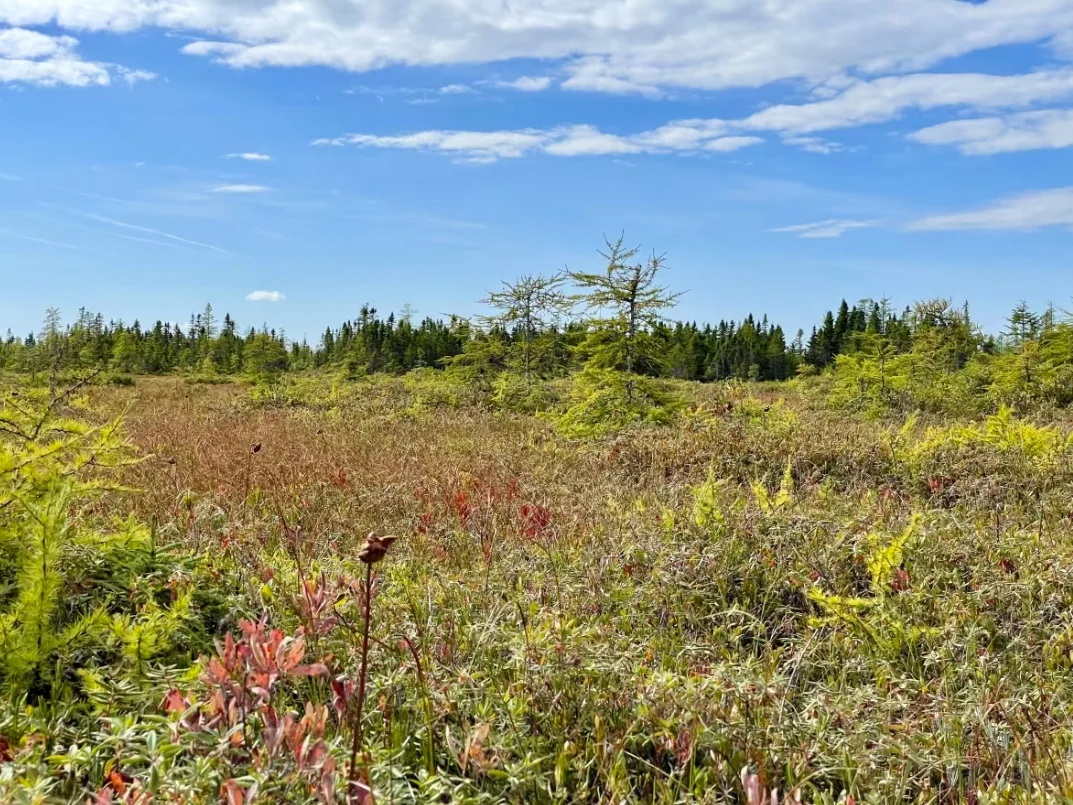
[1,239,1062,400]
[0,295,1009,385]
[0,301,822,383]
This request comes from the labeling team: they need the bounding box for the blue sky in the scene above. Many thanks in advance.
[2,1,1073,342]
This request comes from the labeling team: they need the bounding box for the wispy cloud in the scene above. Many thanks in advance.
[908,187,1073,232]
[740,69,1073,136]
[0,173,21,181]
[60,219,216,255]
[246,290,285,302]
[226,152,272,161]
[117,67,156,86]
[211,184,271,193]
[314,123,762,162]
[438,83,475,95]
[0,227,106,254]
[780,136,848,155]
[773,219,881,238]
[60,208,230,254]
[910,109,1073,155]
[58,187,136,205]
[489,76,553,92]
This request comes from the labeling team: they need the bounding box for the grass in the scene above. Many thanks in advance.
[4,372,1073,803]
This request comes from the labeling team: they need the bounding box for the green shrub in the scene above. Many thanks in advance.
[554,369,684,438]
[0,390,222,699]
[491,373,563,414]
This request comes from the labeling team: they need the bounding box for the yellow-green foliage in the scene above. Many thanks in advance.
[809,515,932,659]
[0,389,202,696]
[691,467,727,532]
[555,368,684,438]
[828,334,990,416]
[911,405,1067,468]
[865,514,919,594]
[752,458,795,513]
[490,373,562,413]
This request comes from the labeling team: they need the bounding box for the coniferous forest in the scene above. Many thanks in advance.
[0,295,996,382]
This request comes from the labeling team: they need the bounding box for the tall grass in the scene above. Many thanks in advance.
[2,373,1073,802]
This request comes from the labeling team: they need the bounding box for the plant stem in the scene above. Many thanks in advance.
[348,561,373,801]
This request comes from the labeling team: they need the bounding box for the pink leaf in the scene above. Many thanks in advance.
[291,663,330,678]
[222,779,245,805]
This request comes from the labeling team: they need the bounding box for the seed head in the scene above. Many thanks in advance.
[359,532,398,565]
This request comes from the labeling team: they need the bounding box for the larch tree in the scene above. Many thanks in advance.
[570,235,683,399]
[480,272,572,386]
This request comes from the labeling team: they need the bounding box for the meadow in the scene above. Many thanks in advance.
[3,367,1073,804]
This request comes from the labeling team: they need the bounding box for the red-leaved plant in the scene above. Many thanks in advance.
[164,617,335,803]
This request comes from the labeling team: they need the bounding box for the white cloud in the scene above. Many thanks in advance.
[316,121,763,162]
[211,184,272,193]
[910,109,1073,154]
[320,130,549,162]
[117,66,155,85]
[315,65,1073,162]
[0,27,75,59]
[6,1,1073,98]
[0,173,20,180]
[633,119,731,150]
[246,290,286,302]
[493,76,553,92]
[226,152,272,161]
[774,219,880,238]
[781,136,846,154]
[0,27,152,87]
[438,83,474,94]
[740,69,1073,135]
[705,136,764,152]
[543,125,641,156]
[908,187,1073,231]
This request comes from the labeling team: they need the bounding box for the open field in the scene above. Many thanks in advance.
[4,372,1073,803]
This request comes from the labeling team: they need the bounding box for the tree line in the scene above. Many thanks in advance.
[0,238,1050,391]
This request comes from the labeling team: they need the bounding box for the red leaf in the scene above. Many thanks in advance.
[109,771,129,797]
[222,778,245,805]
[349,779,376,805]
[292,663,330,678]
[162,689,188,715]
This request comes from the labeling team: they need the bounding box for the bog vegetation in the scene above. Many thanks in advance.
[3,239,1073,803]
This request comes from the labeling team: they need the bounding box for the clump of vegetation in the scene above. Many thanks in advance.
[555,368,683,437]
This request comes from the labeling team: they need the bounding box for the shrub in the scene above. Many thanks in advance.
[554,368,684,438]
[491,373,562,414]
[0,390,225,700]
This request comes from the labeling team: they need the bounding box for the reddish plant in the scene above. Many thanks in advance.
[298,574,341,637]
[520,503,552,539]
[167,617,336,802]
[451,490,472,526]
